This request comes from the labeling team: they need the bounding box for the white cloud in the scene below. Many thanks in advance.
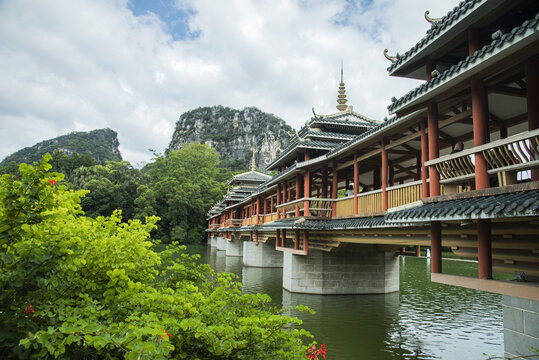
[0,0,456,165]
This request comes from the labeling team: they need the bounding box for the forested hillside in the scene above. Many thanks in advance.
[0,128,122,167]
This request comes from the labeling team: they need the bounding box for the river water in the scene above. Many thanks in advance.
[188,245,505,360]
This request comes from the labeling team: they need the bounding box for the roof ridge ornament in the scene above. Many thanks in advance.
[424,10,443,27]
[336,60,348,112]
[383,49,400,63]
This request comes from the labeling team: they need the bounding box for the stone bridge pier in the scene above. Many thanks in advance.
[226,233,244,257]
[209,234,217,247]
[243,240,283,268]
[283,244,399,294]
[216,236,227,251]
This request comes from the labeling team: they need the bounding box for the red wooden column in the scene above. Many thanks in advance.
[304,150,311,217]
[255,230,259,244]
[255,197,261,225]
[303,230,309,254]
[428,102,440,196]
[472,74,492,279]
[281,229,286,247]
[427,101,442,273]
[322,164,328,198]
[270,193,274,219]
[468,25,480,56]
[382,138,388,211]
[276,229,280,247]
[263,196,267,223]
[526,57,539,181]
[472,77,489,189]
[354,152,359,214]
[295,173,302,217]
[276,184,281,219]
[421,118,429,198]
[470,25,492,278]
[282,181,287,217]
[332,160,338,217]
[415,246,421,257]
[478,219,492,279]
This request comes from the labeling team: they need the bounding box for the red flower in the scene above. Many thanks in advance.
[159,328,171,341]
[25,303,34,315]
[306,344,326,360]
[47,179,58,187]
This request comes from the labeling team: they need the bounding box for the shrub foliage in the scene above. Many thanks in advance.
[0,155,311,359]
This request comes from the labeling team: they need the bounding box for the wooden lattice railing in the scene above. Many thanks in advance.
[425,129,539,182]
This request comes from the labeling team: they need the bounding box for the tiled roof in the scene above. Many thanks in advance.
[266,164,297,186]
[388,13,539,113]
[230,170,271,184]
[300,130,356,141]
[310,110,378,125]
[385,190,539,223]
[254,216,403,230]
[266,139,339,170]
[387,0,483,74]
[295,217,391,230]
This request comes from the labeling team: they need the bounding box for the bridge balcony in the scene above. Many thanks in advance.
[425,129,539,189]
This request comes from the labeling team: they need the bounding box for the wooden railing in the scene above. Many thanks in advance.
[335,196,354,217]
[241,216,260,226]
[276,198,336,218]
[357,190,383,215]
[263,213,278,223]
[334,189,384,217]
[387,181,422,209]
[425,129,539,182]
[224,219,242,227]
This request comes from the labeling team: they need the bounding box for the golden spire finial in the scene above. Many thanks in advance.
[251,150,256,171]
[336,61,348,112]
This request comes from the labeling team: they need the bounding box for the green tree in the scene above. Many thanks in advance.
[70,161,141,220]
[143,144,230,243]
[0,155,312,359]
[49,149,97,181]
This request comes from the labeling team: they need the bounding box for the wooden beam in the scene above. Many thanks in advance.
[489,85,527,97]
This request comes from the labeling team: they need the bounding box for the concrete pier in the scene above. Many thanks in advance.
[243,241,283,268]
[503,295,539,358]
[216,236,227,251]
[226,237,243,257]
[210,235,217,247]
[283,244,399,294]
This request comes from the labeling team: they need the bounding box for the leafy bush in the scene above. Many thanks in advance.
[0,155,312,359]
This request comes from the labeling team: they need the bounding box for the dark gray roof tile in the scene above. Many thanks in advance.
[388,13,539,113]
[385,190,539,222]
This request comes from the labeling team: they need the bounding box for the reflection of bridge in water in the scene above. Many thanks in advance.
[206,0,539,356]
[200,246,506,359]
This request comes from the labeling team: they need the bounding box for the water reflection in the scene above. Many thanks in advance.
[283,290,401,359]
[192,246,504,360]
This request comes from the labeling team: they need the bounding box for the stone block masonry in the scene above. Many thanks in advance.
[210,236,217,247]
[283,243,399,294]
[503,295,539,358]
[243,241,283,268]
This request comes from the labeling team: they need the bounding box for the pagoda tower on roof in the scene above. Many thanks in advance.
[336,62,348,112]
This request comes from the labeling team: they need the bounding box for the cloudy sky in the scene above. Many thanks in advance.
[0,0,457,166]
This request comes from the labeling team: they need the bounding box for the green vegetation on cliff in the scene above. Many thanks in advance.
[167,106,293,171]
[0,128,122,167]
